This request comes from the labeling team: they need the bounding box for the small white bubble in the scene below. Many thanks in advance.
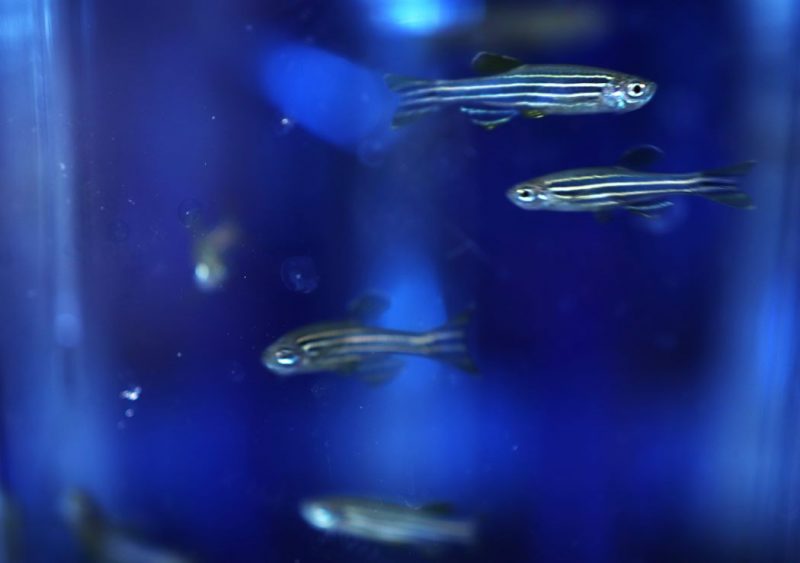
[274,116,295,136]
[176,352,183,358]
[59,162,66,171]
[211,115,216,120]
[512,444,519,452]
[124,408,134,418]
[119,385,142,401]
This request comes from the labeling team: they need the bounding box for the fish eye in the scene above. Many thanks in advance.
[274,348,300,366]
[516,187,536,202]
[626,82,646,97]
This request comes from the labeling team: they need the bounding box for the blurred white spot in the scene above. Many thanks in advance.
[194,263,210,283]
[120,386,142,401]
[124,408,134,418]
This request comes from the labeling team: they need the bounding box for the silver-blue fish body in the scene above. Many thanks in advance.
[387,53,656,128]
[507,160,755,215]
[261,319,471,377]
[300,497,476,548]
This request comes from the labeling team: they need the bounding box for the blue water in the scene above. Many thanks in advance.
[0,0,799,562]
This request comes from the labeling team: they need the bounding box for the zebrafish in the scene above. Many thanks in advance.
[61,489,194,563]
[261,294,475,381]
[300,496,477,549]
[506,146,755,217]
[386,51,656,129]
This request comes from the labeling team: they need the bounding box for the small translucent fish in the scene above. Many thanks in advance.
[192,221,240,292]
[507,145,755,217]
[300,496,476,549]
[386,51,656,129]
[261,294,476,380]
[61,489,194,563]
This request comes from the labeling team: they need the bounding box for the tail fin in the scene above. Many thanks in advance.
[384,73,438,127]
[426,310,478,375]
[697,161,756,209]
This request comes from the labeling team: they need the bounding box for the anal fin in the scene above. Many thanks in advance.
[623,200,674,218]
[459,107,516,130]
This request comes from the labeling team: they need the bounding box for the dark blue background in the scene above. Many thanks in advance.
[1,0,798,562]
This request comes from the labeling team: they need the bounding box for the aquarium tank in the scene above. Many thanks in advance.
[0,0,798,561]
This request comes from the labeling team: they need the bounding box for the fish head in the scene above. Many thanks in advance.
[300,498,345,531]
[602,74,657,112]
[261,337,307,376]
[507,180,556,210]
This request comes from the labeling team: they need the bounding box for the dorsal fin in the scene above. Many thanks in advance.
[347,293,390,322]
[617,145,664,170]
[471,52,523,76]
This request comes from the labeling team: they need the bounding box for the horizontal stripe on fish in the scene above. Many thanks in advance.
[294,327,374,345]
[399,81,610,97]
[390,73,616,93]
[549,177,738,194]
[563,186,742,201]
[301,330,464,352]
[400,91,603,108]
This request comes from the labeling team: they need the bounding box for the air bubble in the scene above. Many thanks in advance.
[281,256,319,294]
[275,116,295,137]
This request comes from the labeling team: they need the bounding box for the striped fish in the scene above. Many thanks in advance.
[300,496,476,549]
[386,52,656,129]
[506,146,755,217]
[261,295,475,379]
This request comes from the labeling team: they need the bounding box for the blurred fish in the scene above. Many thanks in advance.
[0,490,22,563]
[61,489,193,563]
[386,52,655,129]
[456,5,610,50]
[300,496,476,550]
[262,294,476,380]
[507,146,755,217]
[192,221,240,292]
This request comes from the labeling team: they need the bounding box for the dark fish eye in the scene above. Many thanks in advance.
[626,82,646,97]
[274,348,300,366]
[516,187,536,202]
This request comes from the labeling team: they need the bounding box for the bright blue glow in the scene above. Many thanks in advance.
[260,43,396,150]
[362,0,484,35]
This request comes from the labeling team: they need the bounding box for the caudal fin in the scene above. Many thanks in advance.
[697,161,756,209]
[426,310,479,375]
[384,73,439,128]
